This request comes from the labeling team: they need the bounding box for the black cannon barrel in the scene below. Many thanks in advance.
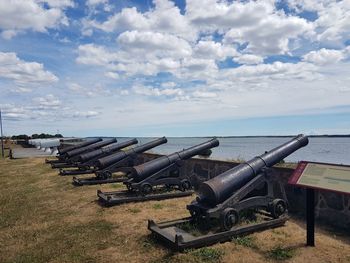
[95,137,168,169]
[65,138,117,158]
[129,138,220,182]
[58,138,102,155]
[78,138,138,163]
[197,134,309,206]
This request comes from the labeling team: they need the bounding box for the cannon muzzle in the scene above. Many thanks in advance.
[129,138,220,182]
[95,137,167,169]
[78,138,138,163]
[65,138,117,159]
[197,134,308,206]
[58,138,102,155]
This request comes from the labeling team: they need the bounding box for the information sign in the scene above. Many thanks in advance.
[289,161,350,194]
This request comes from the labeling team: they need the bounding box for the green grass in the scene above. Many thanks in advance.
[233,236,257,249]
[267,246,295,260]
[272,229,291,238]
[110,183,124,189]
[8,220,120,263]
[140,235,157,250]
[0,158,123,263]
[152,203,164,209]
[128,208,141,213]
[178,221,204,237]
[1,149,8,158]
[188,247,224,262]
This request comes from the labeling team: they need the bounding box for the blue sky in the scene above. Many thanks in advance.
[0,0,349,137]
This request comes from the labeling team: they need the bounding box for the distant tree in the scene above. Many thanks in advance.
[11,133,65,139]
[38,133,46,138]
[11,134,29,140]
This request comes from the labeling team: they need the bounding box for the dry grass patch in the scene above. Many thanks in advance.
[0,156,349,263]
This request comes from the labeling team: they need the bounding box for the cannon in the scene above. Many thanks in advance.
[58,138,102,155]
[97,138,220,206]
[148,135,309,250]
[51,138,117,168]
[45,138,102,164]
[59,138,138,176]
[72,137,167,186]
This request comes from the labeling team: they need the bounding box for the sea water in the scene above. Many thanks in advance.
[121,137,350,165]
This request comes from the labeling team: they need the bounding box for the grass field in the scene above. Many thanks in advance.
[0,155,349,263]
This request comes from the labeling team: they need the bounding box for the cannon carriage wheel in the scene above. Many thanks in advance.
[141,183,153,195]
[269,199,287,219]
[99,170,112,179]
[105,171,113,178]
[220,208,239,231]
[180,179,192,192]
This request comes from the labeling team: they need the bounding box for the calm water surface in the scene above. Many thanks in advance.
[119,137,350,165]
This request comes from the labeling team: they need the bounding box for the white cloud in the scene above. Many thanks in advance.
[316,1,350,45]
[0,0,72,39]
[0,52,58,85]
[0,104,28,120]
[73,111,100,118]
[161,82,176,88]
[288,0,350,46]
[53,0,350,136]
[33,94,61,109]
[77,42,183,77]
[192,91,217,99]
[85,7,149,32]
[104,71,119,79]
[68,83,84,92]
[59,37,71,43]
[224,15,312,55]
[234,54,264,65]
[132,84,184,97]
[1,30,17,40]
[177,58,218,80]
[221,61,319,82]
[40,0,74,8]
[286,0,326,12]
[193,40,238,60]
[120,90,129,95]
[13,87,32,93]
[302,48,346,65]
[76,44,117,66]
[84,0,195,40]
[67,82,111,97]
[86,0,108,7]
[186,0,274,30]
[117,30,192,58]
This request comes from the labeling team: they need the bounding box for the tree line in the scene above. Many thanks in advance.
[10,134,63,140]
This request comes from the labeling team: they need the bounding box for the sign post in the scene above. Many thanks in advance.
[306,188,315,246]
[289,161,350,246]
[0,109,4,158]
